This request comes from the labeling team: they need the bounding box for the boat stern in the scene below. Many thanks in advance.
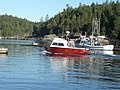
[103,45,114,51]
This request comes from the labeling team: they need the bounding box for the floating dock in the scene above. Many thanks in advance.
[0,47,8,54]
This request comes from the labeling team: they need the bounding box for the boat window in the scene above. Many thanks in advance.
[52,42,57,45]
[81,41,86,44]
[58,43,64,46]
[87,40,91,45]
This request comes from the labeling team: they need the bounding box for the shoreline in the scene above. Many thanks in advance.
[0,37,120,51]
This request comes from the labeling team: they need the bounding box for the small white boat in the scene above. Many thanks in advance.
[0,47,8,54]
[32,42,39,46]
[0,36,2,39]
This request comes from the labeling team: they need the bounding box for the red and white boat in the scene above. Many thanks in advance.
[44,38,89,55]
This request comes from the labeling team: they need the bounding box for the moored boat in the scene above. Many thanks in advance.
[44,38,89,55]
[77,36,114,51]
[32,42,39,46]
[77,17,114,51]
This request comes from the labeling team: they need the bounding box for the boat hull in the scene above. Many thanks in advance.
[46,53,90,58]
[78,44,114,51]
[44,46,89,55]
[88,45,114,50]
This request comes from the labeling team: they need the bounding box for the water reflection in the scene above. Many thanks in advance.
[46,54,120,89]
[0,39,120,90]
[0,54,8,60]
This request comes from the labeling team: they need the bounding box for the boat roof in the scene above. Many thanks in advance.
[97,36,106,38]
[52,38,67,43]
[50,38,68,47]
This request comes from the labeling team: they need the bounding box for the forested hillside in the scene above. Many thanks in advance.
[0,1,120,40]
[0,14,34,37]
[33,1,120,39]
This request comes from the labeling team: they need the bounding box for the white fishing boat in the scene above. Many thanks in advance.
[77,18,114,51]
[77,36,114,50]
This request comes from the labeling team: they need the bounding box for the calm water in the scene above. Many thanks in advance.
[0,40,120,90]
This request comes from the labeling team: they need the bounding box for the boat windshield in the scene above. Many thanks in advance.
[52,42,64,46]
[58,43,64,46]
[80,40,91,45]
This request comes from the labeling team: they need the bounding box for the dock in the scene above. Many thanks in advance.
[0,47,8,54]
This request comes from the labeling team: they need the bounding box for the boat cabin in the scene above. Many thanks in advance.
[50,38,68,48]
[50,38,75,48]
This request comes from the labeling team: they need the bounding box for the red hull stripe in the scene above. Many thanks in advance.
[45,47,89,55]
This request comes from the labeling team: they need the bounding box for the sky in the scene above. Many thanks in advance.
[0,0,117,22]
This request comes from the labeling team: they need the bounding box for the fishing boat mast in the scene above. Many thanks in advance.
[92,17,100,36]
[90,17,100,46]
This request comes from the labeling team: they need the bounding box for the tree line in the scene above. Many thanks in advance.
[33,0,120,40]
[0,14,34,37]
[0,0,120,40]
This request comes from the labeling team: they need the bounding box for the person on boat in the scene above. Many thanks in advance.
[79,32,83,40]
[65,31,71,46]
[65,31,75,47]
[66,31,70,41]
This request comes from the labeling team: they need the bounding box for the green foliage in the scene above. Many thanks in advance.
[0,1,120,40]
[33,1,120,40]
[0,14,33,37]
